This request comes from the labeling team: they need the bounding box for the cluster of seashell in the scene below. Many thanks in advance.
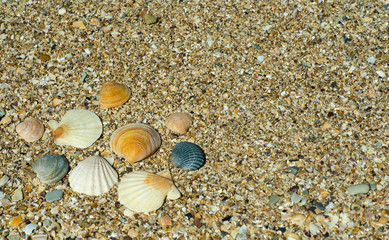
[32,154,69,184]
[16,118,45,142]
[69,156,118,196]
[48,109,102,148]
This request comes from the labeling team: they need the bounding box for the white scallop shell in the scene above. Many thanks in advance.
[48,109,102,148]
[118,170,181,212]
[69,155,118,196]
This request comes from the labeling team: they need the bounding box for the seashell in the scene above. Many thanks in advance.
[170,142,205,171]
[48,109,102,148]
[32,154,69,184]
[118,170,181,212]
[69,155,118,196]
[16,118,44,142]
[165,112,193,134]
[110,123,161,163]
[99,82,131,108]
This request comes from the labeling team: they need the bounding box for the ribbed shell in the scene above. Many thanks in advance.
[69,156,118,196]
[118,170,181,213]
[32,154,69,184]
[110,123,161,163]
[99,82,131,108]
[165,112,193,134]
[171,142,205,171]
[16,118,45,142]
[48,109,102,148]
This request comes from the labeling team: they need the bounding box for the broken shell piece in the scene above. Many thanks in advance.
[110,123,161,163]
[118,170,181,213]
[99,82,131,108]
[48,109,102,148]
[69,155,118,196]
[170,142,205,171]
[165,112,193,134]
[16,118,44,142]
[32,154,69,184]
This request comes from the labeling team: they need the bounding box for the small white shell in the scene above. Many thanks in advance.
[69,156,118,196]
[118,170,181,212]
[48,109,102,148]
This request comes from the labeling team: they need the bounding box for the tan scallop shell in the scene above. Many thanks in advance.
[16,118,45,142]
[48,109,102,148]
[69,155,118,196]
[99,82,131,108]
[165,112,193,134]
[110,123,161,163]
[118,170,181,212]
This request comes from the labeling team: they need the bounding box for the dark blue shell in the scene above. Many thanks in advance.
[171,142,205,171]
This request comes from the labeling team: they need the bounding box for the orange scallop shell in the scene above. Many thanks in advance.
[15,118,44,142]
[110,123,161,163]
[165,112,193,134]
[99,82,131,108]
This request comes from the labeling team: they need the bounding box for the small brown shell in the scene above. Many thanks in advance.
[16,118,44,142]
[99,82,131,108]
[165,112,193,134]
[110,123,161,163]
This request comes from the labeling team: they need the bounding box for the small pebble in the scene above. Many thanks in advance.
[0,175,9,187]
[289,166,299,175]
[0,116,11,125]
[291,193,302,203]
[0,109,5,119]
[12,188,23,202]
[58,8,66,15]
[158,215,172,226]
[347,183,370,195]
[257,55,265,63]
[366,56,376,64]
[51,206,59,215]
[31,234,48,240]
[46,190,63,202]
[23,223,37,235]
[144,14,158,24]
[42,219,51,228]
[10,216,23,226]
[369,181,377,191]
[269,194,281,206]
[309,223,320,235]
[376,70,385,78]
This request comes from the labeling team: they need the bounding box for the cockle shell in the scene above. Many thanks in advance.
[16,118,44,142]
[110,123,161,163]
[118,170,181,212]
[69,155,118,196]
[165,112,193,134]
[48,109,102,148]
[99,82,131,108]
[170,142,205,171]
[32,154,69,184]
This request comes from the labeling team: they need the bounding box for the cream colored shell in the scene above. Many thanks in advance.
[110,123,161,163]
[48,109,102,148]
[16,117,45,142]
[165,112,193,134]
[69,155,118,196]
[118,170,181,212]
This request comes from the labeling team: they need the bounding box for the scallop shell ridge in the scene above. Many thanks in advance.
[48,109,102,148]
[69,155,118,196]
[171,142,205,171]
[32,154,69,184]
[118,171,180,212]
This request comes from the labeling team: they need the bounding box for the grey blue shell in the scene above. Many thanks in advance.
[32,154,69,184]
[170,142,205,171]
